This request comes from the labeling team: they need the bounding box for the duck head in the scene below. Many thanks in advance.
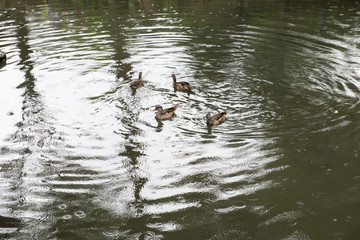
[205,113,211,120]
[154,105,163,112]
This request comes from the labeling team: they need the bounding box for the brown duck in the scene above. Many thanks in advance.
[130,72,144,89]
[172,74,194,91]
[206,111,227,126]
[155,104,178,120]
[0,50,6,62]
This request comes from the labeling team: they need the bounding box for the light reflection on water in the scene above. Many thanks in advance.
[1,0,360,239]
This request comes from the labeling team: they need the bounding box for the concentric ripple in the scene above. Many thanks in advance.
[1,0,360,239]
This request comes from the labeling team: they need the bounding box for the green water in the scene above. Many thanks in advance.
[0,0,360,239]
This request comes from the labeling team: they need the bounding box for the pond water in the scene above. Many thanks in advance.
[1,0,360,239]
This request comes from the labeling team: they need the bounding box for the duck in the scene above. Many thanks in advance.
[154,104,178,120]
[130,72,144,89]
[172,74,194,91]
[0,50,6,62]
[206,111,227,126]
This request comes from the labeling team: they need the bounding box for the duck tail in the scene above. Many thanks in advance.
[172,74,177,83]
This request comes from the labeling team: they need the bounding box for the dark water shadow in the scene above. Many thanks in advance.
[155,119,164,132]
[207,125,212,134]
[0,59,6,69]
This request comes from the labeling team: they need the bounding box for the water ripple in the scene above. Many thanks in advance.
[1,0,360,239]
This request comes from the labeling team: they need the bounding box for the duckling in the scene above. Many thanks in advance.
[130,72,144,89]
[155,104,178,120]
[206,111,227,126]
[0,50,6,62]
[172,74,194,91]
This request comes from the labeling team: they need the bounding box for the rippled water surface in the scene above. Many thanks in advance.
[1,0,360,239]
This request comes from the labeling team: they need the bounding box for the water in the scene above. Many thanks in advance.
[1,0,360,239]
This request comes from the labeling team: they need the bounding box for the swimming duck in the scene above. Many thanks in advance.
[172,74,194,91]
[206,111,227,126]
[130,72,144,89]
[155,104,178,120]
[0,50,6,62]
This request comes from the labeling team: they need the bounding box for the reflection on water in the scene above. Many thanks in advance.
[1,0,360,239]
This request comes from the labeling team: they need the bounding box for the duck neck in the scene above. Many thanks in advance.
[206,114,211,123]
[156,107,163,114]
